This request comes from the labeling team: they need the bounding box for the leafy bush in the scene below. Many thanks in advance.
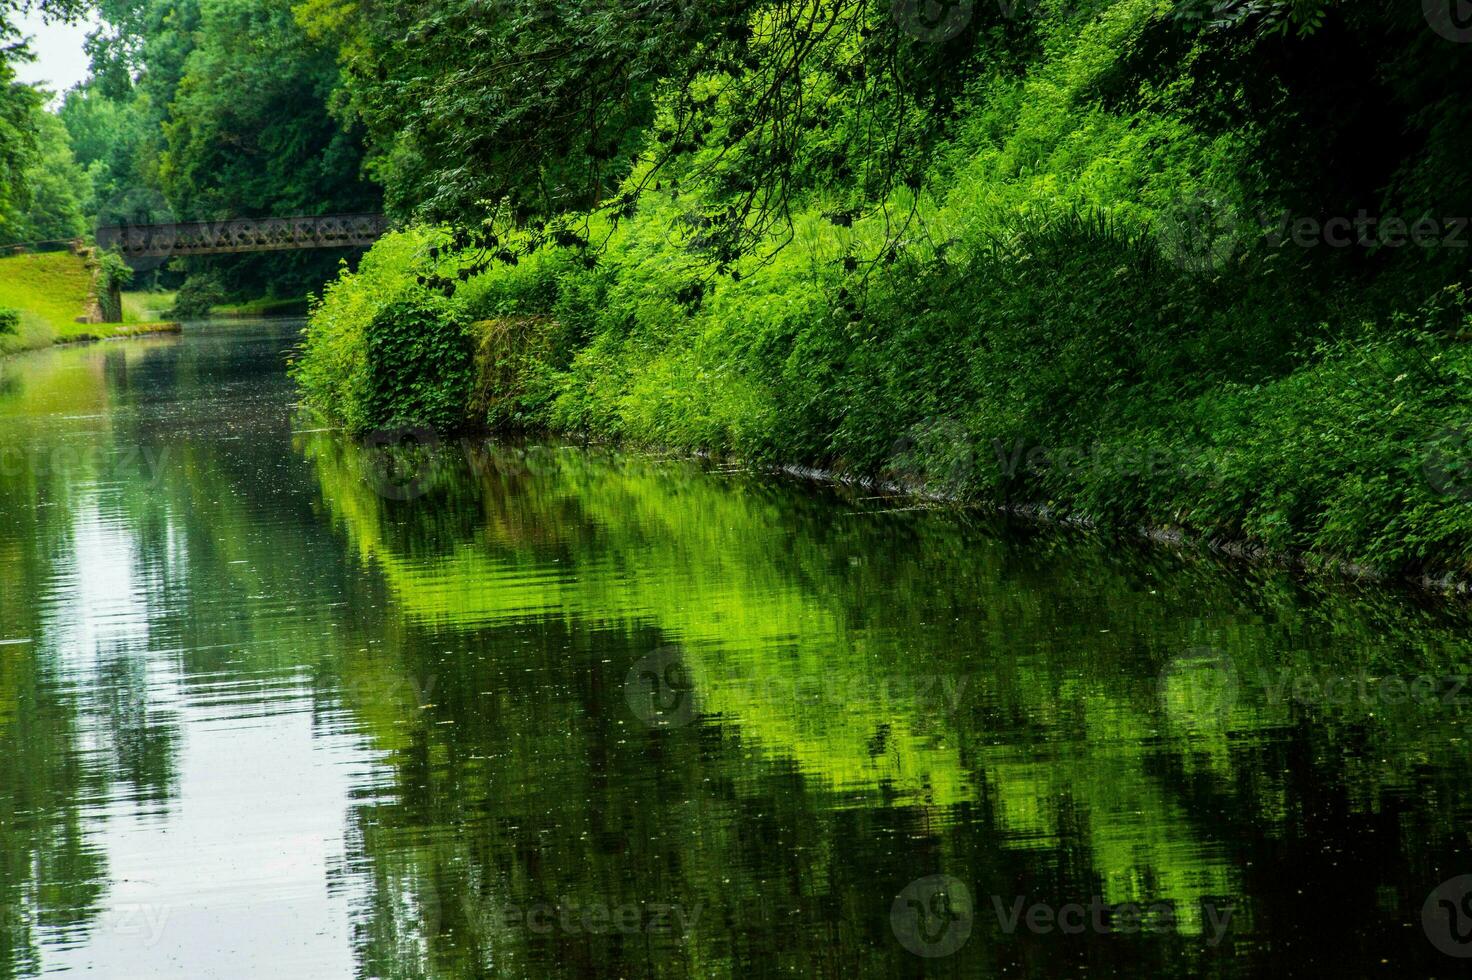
[360,290,475,432]
[0,307,19,336]
[95,249,134,292]
[292,229,436,431]
[468,316,562,429]
[293,1,1472,578]
[169,272,227,319]
[93,249,133,322]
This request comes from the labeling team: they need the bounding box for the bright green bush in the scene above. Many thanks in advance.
[292,229,438,432]
[292,2,1472,577]
[0,307,18,336]
[361,291,475,432]
[168,272,227,319]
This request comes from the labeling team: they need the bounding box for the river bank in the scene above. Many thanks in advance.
[289,2,1472,589]
[0,251,179,356]
[393,425,1472,602]
[0,247,299,359]
[290,224,1472,592]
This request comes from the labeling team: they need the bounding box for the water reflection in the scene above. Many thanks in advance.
[304,433,1472,977]
[0,325,1469,977]
[0,326,366,977]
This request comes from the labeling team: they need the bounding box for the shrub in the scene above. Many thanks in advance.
[291,229,438,431]
[468,316,562,429]
[95,249,134,292]
[292,2,1472,578]
[360,290,475,433]
[0,307,19,336]
[169,272,227,319]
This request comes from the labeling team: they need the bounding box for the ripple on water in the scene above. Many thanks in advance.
[0,326,1470,977]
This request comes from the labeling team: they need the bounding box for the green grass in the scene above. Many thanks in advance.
[212,295,310,317]
[121,290,178,323]
[0,251,96,354]
[0,252,181,356]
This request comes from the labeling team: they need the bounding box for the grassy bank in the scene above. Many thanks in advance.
[291,2,1472,582]
[212,296,311,318]
[0,252,180,355]
[0,251,100,354]
[121,290,178,322]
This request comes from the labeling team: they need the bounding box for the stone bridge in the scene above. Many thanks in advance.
[95,213,388,258]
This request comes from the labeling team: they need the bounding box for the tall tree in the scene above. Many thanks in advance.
[160,0,375,220]
[1,1,88,236]
[0,101,90,241]
[75,0,380,298]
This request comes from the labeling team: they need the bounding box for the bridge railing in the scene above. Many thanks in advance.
[95,213,388,257]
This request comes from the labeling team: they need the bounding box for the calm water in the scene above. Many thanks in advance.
[2,323,1472,977]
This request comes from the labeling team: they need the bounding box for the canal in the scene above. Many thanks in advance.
[1,323,1470,976]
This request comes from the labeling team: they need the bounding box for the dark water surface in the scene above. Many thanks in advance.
[2,323,1471,977]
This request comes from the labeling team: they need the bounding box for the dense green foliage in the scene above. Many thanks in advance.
[295,234,476,432]
[293,1,1472,579]
[0,307,18,335]
[2,4,85,235]
[9,0,1472,576]
[0,103,90,241]
[156,0,378,296]
[360,294,474,431]
[166,268,224,318]
[133,0,370,295]
[0,0,382,301]
[93,244,131,288]
[294,0,1349,269]
[1,0,91,246]
[92,244,131,319]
